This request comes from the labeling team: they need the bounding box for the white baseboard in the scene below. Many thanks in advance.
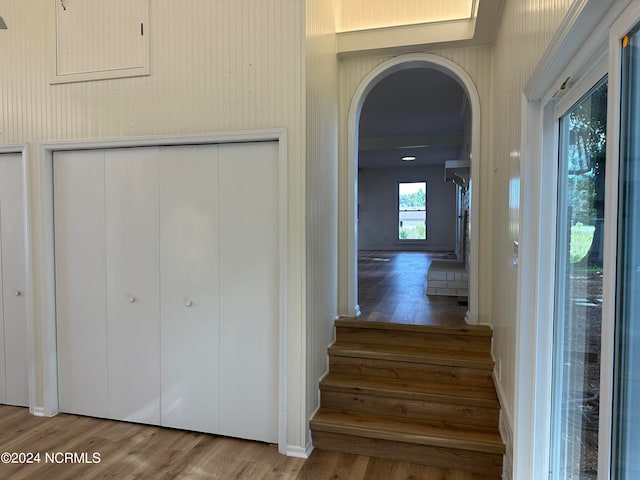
[493,368,514,480]
[499,409,514,480]
[286,438,313,459]
[30,406,48,417]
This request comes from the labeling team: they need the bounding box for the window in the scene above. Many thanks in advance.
[551,77,607,480]
[397,181,427,241]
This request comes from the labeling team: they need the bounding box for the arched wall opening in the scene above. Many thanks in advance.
[345,53,481,324]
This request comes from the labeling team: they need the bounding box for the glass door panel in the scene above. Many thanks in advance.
[551,78,607,480]
[613,24,640,479]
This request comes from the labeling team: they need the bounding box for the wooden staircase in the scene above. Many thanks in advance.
[310,319,505,478]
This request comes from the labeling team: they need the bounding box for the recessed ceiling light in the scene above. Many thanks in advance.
[402,156,416,161]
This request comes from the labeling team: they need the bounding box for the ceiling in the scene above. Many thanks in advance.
[338,0,476,32]
[359,67,468,169]
[337,0,504,57]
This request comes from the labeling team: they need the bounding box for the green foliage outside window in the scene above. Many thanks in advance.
[399,223,426,239]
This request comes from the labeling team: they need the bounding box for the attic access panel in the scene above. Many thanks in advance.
[53,0,150,84]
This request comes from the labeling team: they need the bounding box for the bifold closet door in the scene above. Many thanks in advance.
[0,153,28,407]
[219,142,279,444]
[55,150,108,417]
[105,148,160,425]
[159,145,220,434]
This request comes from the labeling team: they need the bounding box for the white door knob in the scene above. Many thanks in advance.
[14,290,22,297]
[128,295,136,303]
[185,299,193,307]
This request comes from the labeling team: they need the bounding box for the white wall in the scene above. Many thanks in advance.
[491,0,574,476]
[304,0,339,450]
[337,46,493,322]
[358,165,456,251]
[0,0,308,452]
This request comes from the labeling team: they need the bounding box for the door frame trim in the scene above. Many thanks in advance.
[37,130,290,453]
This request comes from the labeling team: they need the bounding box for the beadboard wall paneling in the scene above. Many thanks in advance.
[491,0,573,439]
[337,46,494,327]
[0,0,307,451]
[338,0,474,32]
[305,0,339,445]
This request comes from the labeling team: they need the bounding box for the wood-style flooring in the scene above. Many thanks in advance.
[358,250,467,326]
[0,406,494,479]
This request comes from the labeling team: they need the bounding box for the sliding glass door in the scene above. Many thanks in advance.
[551,78,607,480]
[613,23,640,479]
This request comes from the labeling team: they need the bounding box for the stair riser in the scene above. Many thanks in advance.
[329,356,495,388]
[312,431,503,477]
[336,326,492,353]
[320,390,500,428]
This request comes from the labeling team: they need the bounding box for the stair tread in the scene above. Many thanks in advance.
[320,373,499,406]
[310,408,505,454]
[329,341,494,368]
[336,318,493,337]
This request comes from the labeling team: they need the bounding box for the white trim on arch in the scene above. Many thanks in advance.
[346,52,481,324]
[0,144,35,415]
[35,129,290,454]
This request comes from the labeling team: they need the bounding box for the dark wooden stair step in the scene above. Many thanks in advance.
[329,341,494,370]
[320,373,499,407]
[336,319,493,335]
[310,408,504,474]
[310,408,504,455]
[335,322,493,353]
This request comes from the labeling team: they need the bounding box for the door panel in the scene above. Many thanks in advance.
[53,141,281,441]
[550,78,607,479]
[0,153,28,406]
[54,150,109,417]
[219,142,279,443]
[613,23,640,477]
[159,145,220,433]
[105,147,160,425]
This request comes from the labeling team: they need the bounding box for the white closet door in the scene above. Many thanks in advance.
[159,145,220,433]
[105,147,160,425]
[219,142,279,443]
[0,154,28,407]
[54,150,108,417]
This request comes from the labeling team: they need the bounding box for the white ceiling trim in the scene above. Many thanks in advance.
[337,19,476,57]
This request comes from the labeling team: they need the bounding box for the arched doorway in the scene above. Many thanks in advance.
[346,53,481,324]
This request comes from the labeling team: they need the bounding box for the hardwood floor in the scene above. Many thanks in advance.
[0,406,494,479]
[358,250,467,326]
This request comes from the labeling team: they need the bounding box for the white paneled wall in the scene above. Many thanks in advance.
[305,0,339,450]
[338,0,474,32]
[491,0,573,470]
[0,0,307,451]
[337,46,493,324]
